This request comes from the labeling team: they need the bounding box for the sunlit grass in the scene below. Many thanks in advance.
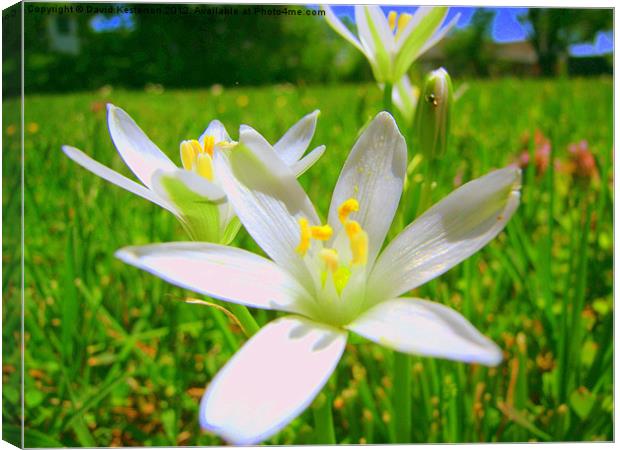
[2,77,613,445]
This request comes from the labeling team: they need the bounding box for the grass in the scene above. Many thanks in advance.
[2,77,613,446]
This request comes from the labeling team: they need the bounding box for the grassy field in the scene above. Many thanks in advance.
[2,77,613,446]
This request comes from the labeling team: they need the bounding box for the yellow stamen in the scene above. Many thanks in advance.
[338,198,359,224]
[344,220,362,238]
[296,218,311,255]
[196,153,214,181]
[311,224,333,241]
[203,135,215,156]
[319,248,339,273]
[180,140,197,170]
[345,220,368,266]
[397,13,412,33]
[388,11,397,31]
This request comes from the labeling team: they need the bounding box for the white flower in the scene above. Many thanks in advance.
[323,6,460,84]
[392,74,419,123]
[63,104,325,243]
[116,112,521,445]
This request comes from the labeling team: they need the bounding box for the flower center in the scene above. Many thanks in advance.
[180,137,216,181]
[387,11,412,39]
[295,198,369,325]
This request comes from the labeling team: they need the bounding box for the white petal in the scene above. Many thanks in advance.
[116,243,312,314]
[393,7,448,80]
[151,168,225,203]
[62,145,177,214]
[417,13,460,59]
[327,112,407,267]
[200,316,347,445]
[365,5,395,54]
[392,75,418,123]
[199,119,232,144]
[347,298,502,366]
[354,6,378,58]
[273,110,320,166]
[395,6,434,50]
[106,104,176,189]
[215,126,320,286]
[322,5,366,55]
[369,166,521,300]
[291,145,326,177]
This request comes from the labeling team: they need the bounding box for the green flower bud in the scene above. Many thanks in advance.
[414,67,453,160]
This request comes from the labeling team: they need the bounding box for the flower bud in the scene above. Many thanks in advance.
[414,67,453,160]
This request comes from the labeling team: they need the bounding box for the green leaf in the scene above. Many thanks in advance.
[569,388,596,420]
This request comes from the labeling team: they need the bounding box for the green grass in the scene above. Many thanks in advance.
[2,77,613,446]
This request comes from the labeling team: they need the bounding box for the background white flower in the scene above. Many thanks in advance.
[63,104,325,243]
[323,5,460,85]
[116,112,521,445]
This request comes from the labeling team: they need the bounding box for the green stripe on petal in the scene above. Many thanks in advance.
[393,7,447,81]
[153,170,223,242]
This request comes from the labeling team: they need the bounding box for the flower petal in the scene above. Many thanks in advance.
[392,75,419,123]
[151,168,225,202]
[62,145,176,214]
[149,169,225,241]
[347,297,502,366]
[199,119,232,144]
[200,316,347,445]
[322,5,366,55]
[215,126,320,285]
[291,145,326,177]
[116,243,312,314]
[273,110,320,166]
[365,5,395,54]
[355,6,392,81]
[417,12,460,59]
[393,7,448,80]
[327,112,407,267]
[106,104,176,189]
[369,166,521,300]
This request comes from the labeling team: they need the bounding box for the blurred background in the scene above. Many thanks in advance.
[3,4,613,96]
[2,2,614,447]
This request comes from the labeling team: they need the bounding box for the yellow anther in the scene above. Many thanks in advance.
[388,11,397,31]
[196,153,214,181]
[344,220,362,238]
[350,230,368,266]
[397,13,412,33]
[203,135,215,156]
[311,224,333,241]
[296,218,311,256]
[319,248,339,273]
[345,220,368,266]
[180,140,197,170]
[338,198,359,224]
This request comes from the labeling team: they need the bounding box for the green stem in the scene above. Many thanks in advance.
[416,158,435,217]
[228,303,260,336]
[209,309,238,352]
[383,82,393,113]
[312,393,336,444]
[393,352,412,442]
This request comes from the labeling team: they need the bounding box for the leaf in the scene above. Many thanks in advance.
[569,388,596,420]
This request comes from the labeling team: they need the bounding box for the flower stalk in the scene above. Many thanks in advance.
[312,392,336,444]
[383,82,394,114]
[393,352,412,442]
